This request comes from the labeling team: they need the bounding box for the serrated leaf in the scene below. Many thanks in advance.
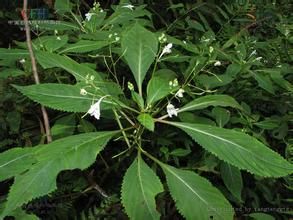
[35,51,103,81]
[1,131,116,217]
[161,164,234,220]
[146,69,177,106]
[0,148,36,182]
[122,23,158,95]
[31,21,79,31]
[137,113,155,131]
[13,84,113,113]
[165,121,293,177]
[121,156,163,220]
[220,162,243,201]
[59,40,110,54]
[179,95,242,113]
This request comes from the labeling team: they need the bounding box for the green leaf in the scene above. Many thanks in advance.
[197,63,241,89]
[36,51,103,81]
[131,91,144,110]
[170,148,191,157]
[137,114,155,131]
[212,107,231,127]
[54,0,72,14]
[0,49,29,60]
[254,118,280,130]
[147,69,177,106]
[33,35,68,52]
[179,95,242,114]
[122,23,158,95]
[0,69,25,79]
[10,208,39,220]
[220,162,243,201]
[161,164,234,220]
[13,84,113,113]
[31,21,79,31]
[51,114,76,139]
[165,121,293,177]
[121,156,163,220]
[2,131,116,217]
[251,71,275,94]
[0,148,36,182]
[59,40,110,54]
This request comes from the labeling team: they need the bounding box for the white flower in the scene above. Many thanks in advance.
[122,4,135,10]
[80,88,87,96]
[167,103,178,118]
[87,96,108,120]
[175,88,185,98]
[56,36,61,41]
[158,43,173,60]
[250,50,257,57]
[115,36,120,41]
[214,61,221,66]
[85,13,94,21]
[255,57,262,61]
[19,58,26,64]
[209,46,214,53]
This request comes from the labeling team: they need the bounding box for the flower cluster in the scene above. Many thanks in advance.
[158,33,167,43]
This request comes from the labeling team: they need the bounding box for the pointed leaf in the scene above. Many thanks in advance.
[0,148,36,181]
[147,69,177,106]
[251,71,275,94]
[166,121,293,177]
[179,95,242,113]
[36,51,103,81]
[59,40,110,54]
[137,114,155,131]
[2,131,116,216]
[220,162,243,201]
[0,49,29,60]
[161,164,234,220]
[122,23,158,94]
[121,156,163,220]
[212,107,230,128]
[13,84,113,113]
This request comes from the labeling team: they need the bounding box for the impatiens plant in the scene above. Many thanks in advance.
[0,1,292,219]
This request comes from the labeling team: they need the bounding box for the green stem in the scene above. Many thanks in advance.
[113,109,132,149]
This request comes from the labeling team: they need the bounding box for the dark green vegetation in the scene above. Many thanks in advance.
[0,0,292,219]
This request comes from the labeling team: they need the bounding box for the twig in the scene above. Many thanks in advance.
[22,0,52,143]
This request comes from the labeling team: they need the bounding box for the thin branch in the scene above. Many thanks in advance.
[22,0,52,143]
